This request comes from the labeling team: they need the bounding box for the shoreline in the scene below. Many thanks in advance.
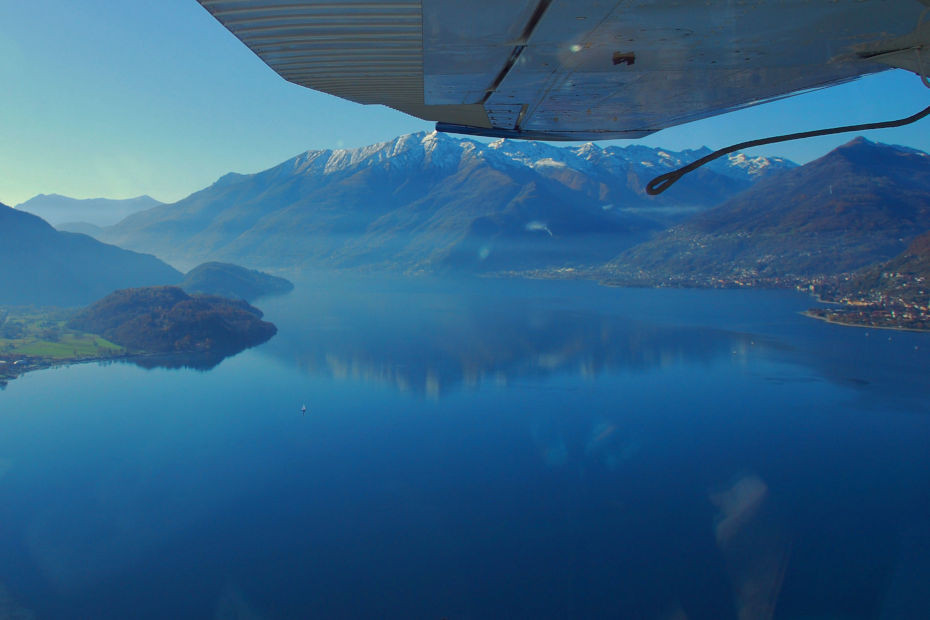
[508,270,930,333]
[0,349,218,387]
[0,352,135,387]
[800,310,930,333]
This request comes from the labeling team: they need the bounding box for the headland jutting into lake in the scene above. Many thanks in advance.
[1,286,277,387]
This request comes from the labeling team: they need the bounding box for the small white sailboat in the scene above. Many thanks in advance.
[300,404,307,414]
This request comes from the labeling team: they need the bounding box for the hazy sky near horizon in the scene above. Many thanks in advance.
[4,0,930,207]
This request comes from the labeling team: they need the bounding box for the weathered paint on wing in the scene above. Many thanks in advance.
[195,0,930,140]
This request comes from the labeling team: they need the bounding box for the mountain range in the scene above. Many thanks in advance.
[12,133,929,304]
[0,202,182,306]
[608,138,930,281]
[15,194,162,228]
[98,132,794,272]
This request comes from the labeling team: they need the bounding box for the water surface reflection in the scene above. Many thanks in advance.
[258,276,783,396]
[1,276,929,618]
[256,275,930,411]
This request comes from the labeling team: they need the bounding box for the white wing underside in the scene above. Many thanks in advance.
[196,0,930,140]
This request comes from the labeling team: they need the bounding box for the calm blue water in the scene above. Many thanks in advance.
[1,276,929,619]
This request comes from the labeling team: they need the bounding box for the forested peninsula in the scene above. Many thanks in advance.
[1,287,276,386]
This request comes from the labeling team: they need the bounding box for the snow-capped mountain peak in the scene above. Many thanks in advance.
[267,132,795,191]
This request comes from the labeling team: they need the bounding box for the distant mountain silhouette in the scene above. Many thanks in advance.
[15,194,162,227]
[0,203,182,306]
[101,132,793,272]
[181,262,293,301]
[56,221,104,237]
[610,138,930,279]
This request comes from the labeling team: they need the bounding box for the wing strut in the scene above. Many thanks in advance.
[481,0,553,107]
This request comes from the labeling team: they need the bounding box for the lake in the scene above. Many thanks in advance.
[1,275,929,619]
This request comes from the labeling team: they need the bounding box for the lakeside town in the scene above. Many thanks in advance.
[504,266,930,332]
[807,272,930,331]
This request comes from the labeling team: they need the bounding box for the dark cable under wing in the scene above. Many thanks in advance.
[646,102,930,195]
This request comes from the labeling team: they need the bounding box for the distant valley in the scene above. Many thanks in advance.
[0,202,182,307]
[15,194,162,228]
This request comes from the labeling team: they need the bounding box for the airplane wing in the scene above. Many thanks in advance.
[195,0,930,141]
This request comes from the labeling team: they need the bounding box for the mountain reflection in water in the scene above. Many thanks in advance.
[3,275,928,618]
[128,350,246,372]
[253,274,929,410]
[256,276,769,397]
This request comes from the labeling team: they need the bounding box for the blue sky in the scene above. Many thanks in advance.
[3,0,930,207]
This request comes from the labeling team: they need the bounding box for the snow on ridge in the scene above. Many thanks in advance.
[292,149,333,175]
[490,138,552,158]
[277,132,792,182]
[533,158,568,169]
[722,152,795,177]
[421,131,473,169]
[489,139,620,176]
[573,142,602,162]
[306,131,477,174]
[315,132,428,174]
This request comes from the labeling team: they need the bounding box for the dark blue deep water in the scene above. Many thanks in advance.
[1,276,929,619]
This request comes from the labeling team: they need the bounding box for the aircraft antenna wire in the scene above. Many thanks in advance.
[645,99,930,195]
[649,7,930,196]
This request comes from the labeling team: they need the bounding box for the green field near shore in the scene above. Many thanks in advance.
[0,308,123,360]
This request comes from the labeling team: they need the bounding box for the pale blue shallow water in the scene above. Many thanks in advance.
[1,276,929,618]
